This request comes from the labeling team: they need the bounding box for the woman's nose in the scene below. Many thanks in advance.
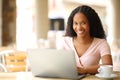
[77,24,83,29]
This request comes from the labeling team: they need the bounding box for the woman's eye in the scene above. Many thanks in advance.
[74,22,78,25]
[81,22,86,25]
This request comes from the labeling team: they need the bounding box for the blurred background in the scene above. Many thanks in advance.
[0,0,120,51]
[0,0,120,72]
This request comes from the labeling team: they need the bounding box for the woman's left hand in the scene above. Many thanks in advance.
[77,67,87,74]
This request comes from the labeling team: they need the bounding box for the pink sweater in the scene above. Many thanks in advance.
[57,37,111,68]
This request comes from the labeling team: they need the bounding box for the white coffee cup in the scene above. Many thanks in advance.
[98,65,113,77]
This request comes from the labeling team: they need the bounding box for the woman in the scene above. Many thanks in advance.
[57,5,112,74]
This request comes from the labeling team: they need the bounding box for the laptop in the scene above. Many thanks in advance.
[27,48,85,79]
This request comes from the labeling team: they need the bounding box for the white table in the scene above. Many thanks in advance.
[0,72,120,80]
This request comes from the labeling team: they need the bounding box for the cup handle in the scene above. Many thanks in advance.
[98,68,101,73]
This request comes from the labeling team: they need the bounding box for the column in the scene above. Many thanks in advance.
[0,0,2,46]
[34,0,49,40]
[106,0,120,51]
[2,0,16,46]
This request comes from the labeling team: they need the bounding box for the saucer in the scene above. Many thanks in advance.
[95,73,117,79]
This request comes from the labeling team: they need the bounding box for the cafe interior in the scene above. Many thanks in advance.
[0,0,120,80]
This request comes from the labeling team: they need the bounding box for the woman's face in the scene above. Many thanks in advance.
[73,12,90,38]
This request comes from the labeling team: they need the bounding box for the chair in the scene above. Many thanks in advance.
[0,63,7,72]
[0,47,16,72]
[4,51,27,72]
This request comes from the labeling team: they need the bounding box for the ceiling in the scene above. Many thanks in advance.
[63,0,108,7]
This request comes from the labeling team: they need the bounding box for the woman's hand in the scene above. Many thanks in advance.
[77,67,87,74]
[77,65,100,74]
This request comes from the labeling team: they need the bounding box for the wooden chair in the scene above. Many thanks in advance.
[4,51,27,72]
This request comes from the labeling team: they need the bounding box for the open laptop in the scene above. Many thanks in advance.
[27,48,85,79]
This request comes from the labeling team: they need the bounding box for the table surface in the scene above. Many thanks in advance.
[0,72,120,80]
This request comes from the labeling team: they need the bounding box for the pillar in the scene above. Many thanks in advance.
[0,0,2,46]
[34,0,49,40]
[2,0,16,46]
[106,0,120,51]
